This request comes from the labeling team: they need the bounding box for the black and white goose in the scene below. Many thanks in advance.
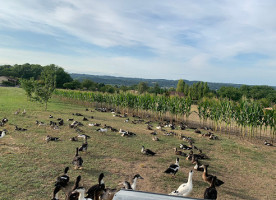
[72,148,83,169]
[264,140,273,146]
[0,129,7,139]
[164,157,180,176]
[86,173,105,199]
[55,167,70,188]
[130,174,144,190]
[15,125,27,131]
[79,137,88,152]
[45,135,60,142]
[52,185,61,200]
[66,175,82,200]
[141,146,156,156]
[179,144,192,150]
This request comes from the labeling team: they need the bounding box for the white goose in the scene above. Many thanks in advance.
[169,170,193,197]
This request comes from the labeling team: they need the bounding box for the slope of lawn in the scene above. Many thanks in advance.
[0,87,275,200]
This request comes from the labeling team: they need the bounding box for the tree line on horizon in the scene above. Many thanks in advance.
[0,63,275,105]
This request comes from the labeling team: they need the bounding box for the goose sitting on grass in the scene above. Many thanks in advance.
[204,176,218,199]
[264,140,273,146]
[169,170,193,197]
[193,159,204,171]
[164,158,180,177]
[174,148,187,157]
[141,146,156,156]
[202,165,224,187]
[118,174,144,190]
[45,135,60,143]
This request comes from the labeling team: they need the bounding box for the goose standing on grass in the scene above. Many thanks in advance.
[72,148,83,169]
[204,176,218,199]
[22,109,26,115]
[169,170,193,197]
[66,175,82,200]
[55,167,70,189]
[52,185,61,200]
[164,158,180,177]
[0,130,7,139]
[202,165,224,187]
[86,173,105,199]
[141,146,156,156]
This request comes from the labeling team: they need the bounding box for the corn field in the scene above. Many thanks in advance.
[198,98,275,140]
[54,89,275,140]
[54,89,193,121]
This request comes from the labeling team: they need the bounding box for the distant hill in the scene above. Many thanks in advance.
[70,73,250,90]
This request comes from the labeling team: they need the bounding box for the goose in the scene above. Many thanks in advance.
[15,125,27,131]
[119,129,126,134]
[0,130,7,139]
[88,123,101,127]
[72,148,83,169]
[169,170,193,197]
[70,136,79,141]
[97,128,107,134]
[194,129,201,134]
[52,185,61,200]
[152,136,160,141]
[204,176,217,199]
[124,118,129,123]
[193,159,204,171]
[119,181,132,190]
[264,140,273,146]
[147,125,153,130]
[2,118,8,123]
[164,157,180,177]
[55,167,70,188]
[66,175,82,200]
[110,127,118,132]
[130,174,144,190]
[45,135,60,143]
[202,165,224,187]
[86,173,105,199]
[22,109,26,115]
[141,146,156,156]
[83,117,88,121]
[72,187,93,200]
[58,119,64,126]
[100,188,117,200]
[174,148,187,157]
[79,138,88,152]
[150,131,157,135]
[179,144,192,150]
[78,134,90,139]
[36,120,45,126]
[209,134,218,140]
[14,109,20,115]
[49,115,54,118]
[198,149,209,159]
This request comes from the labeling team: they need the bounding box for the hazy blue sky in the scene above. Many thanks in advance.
[1,0,276,85]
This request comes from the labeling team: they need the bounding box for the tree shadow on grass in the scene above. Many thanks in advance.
[223,187,258,200]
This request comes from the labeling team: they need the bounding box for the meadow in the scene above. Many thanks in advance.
[0,87,275,200]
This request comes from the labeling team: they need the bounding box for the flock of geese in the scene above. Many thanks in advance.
[0,107,274,200]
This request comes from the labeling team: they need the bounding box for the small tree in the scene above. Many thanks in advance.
[20,78,36,101]
[34,65,56,110]
[176,79,185,93]
[137,82,148,94]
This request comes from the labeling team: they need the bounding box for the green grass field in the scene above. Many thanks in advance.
[0,87,275,200]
